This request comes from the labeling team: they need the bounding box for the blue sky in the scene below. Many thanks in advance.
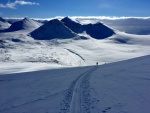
[0,0,150,18]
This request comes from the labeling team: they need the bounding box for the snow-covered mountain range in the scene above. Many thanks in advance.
[0,16,150,68]
[62,17,115,39]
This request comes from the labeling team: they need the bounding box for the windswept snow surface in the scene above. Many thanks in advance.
[0,55,150,113]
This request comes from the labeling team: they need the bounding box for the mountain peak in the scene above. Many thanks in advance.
[62,16,71,21]
[48,19,61,24]
[84,22,115,39]
[62,17,80,25]
[23,17,31,21]
[30,19,76,40]
[61,17,83,34]
[5,17,42,32]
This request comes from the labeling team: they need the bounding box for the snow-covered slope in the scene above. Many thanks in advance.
[30,19,77,40]
[107,31,150,45]
[62,17,115,39]
[0,17,150,67]
[5,18,42,32]
[0,29,150,67]
[0,17,11,30]
[0,55,150,113]
[0,39,85,66]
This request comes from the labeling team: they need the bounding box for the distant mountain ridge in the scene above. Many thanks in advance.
[0,16,115,40]
[1,16,150,35]
[30,17,115,40]
[61,17,115,39]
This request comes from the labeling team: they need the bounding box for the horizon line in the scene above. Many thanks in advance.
[3,16,150,20]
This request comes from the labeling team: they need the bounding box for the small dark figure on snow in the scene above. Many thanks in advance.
[96,62,98,65]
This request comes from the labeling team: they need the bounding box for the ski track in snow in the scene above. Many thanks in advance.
[59,66,98,113]
[64,48,85,61]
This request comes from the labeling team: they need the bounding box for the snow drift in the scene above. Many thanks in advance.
[30,19,76,40]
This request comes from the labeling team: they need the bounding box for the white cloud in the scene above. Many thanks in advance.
[67,16,150,20]
[0,0,39,9]
[4,16,150,21]
[30,16,150,21]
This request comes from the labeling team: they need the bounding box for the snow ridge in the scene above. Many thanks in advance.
[61,17,84,34]
[61,17,115,39]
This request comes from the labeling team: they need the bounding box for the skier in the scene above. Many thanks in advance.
[96,62,98,65]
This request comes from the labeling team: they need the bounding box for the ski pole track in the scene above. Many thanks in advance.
[59,66,98,113]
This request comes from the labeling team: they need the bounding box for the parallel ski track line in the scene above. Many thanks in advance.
[60,66,98,113]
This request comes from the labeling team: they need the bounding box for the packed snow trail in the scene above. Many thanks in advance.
[0,65,97,113]
[60,66,98,113]
[0,55,150,113]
